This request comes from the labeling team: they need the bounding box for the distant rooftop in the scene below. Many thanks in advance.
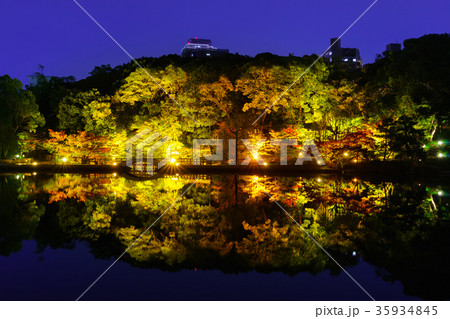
[325,37,363,68]
[181,37,229,58]
[187,37,212,45]
[386,43,402,52]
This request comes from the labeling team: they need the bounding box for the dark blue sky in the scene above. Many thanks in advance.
[1,0,449,86]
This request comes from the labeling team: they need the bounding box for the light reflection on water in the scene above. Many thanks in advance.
[0,173,448,300]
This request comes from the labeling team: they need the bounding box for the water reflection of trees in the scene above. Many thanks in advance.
[362,184,450,300]
[0,175,45,256]
[1,174,449,299]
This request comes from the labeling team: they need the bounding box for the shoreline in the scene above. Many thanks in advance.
[0,160,448,183]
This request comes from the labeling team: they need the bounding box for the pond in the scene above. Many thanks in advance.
[0,173,448,300]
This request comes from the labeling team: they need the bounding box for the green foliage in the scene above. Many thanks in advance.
[365,34,450,139]
[83,96,115,136]
[379,116,426,159]
[57,89,101,133]
[26,73,74,129]
[0,75,45,158]
[2,33,448,164]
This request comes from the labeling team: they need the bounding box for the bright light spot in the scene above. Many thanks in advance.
[112,162,117,166]
[32,172,37,176]
[438,140,443,146]
[176,163,180,166]
[253,176,259,182]
[263,162,268,166]
[170,158,176,163]
[15,154,20,158]
[299,152,303,156]
[317,178,322,182]
[16,175,20,180]
[171,177,178,181]
[176,173,179,176]
[62,157,68,163]
[438,191,443,196]
[422,145,426,148]
[438,153,444,158]
[352,251,357,256]
[32,162,37,166]
[353,159,357,163]
[344,152,348,157]
[113,173,117,177]
[317,161,322,164]
[353,178,357,182]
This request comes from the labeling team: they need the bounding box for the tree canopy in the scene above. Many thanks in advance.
[0,75,44,158]
[1,33,448,164]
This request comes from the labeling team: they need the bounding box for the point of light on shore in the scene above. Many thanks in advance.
[170,158,176,164]
[62,157,68,163]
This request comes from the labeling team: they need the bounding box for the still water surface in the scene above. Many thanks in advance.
[0,173,448,300]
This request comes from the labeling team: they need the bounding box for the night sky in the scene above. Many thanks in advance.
[1,0,449,86]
